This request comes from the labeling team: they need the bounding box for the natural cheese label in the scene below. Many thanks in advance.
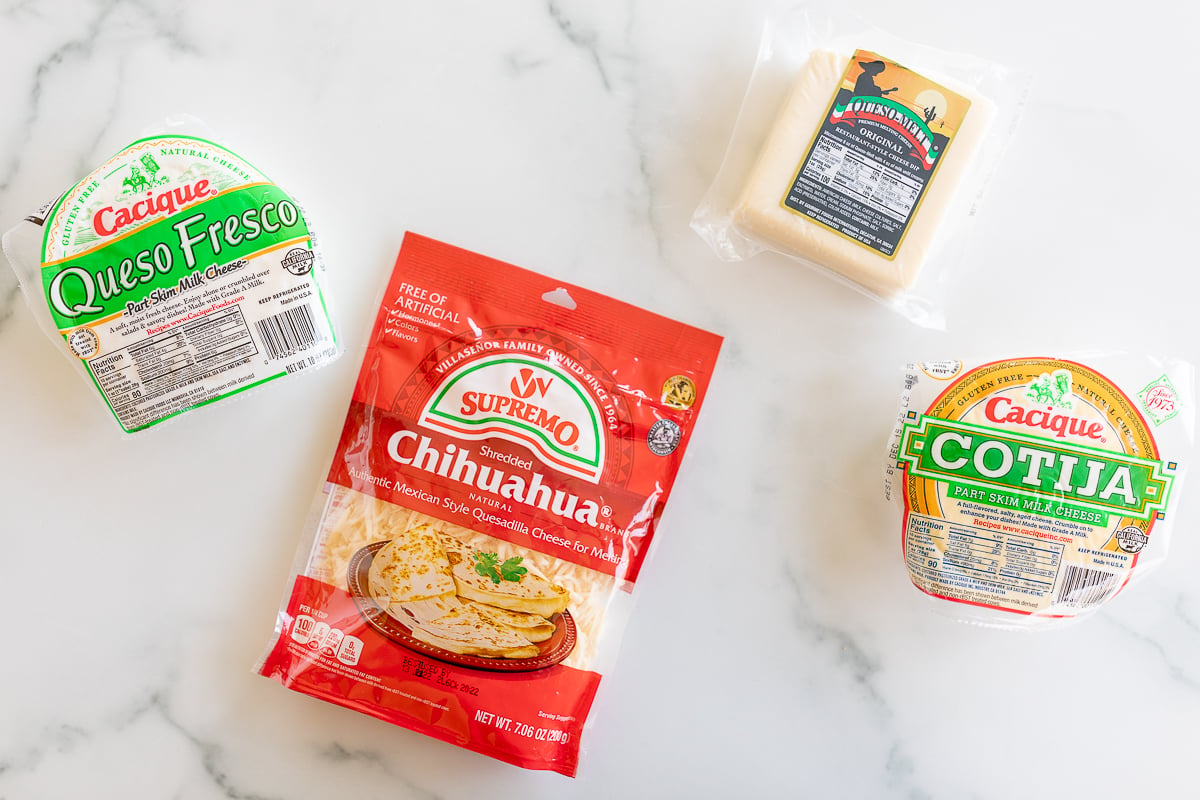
[887,358,1190,622]
[782,49,971,259]
[36,134,337,432]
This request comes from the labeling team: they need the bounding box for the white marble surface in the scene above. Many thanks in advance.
[2,1,1199,797]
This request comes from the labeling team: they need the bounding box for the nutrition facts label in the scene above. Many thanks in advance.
[802,138,921,223]
[89,306,260,428]
[905,513,1064,596]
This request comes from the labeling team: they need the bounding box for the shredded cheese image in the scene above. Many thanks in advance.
[309,477,613,670]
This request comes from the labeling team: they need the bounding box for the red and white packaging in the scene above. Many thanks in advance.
[257,233,722,775]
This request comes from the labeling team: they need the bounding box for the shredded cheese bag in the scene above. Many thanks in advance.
[885,356,1194,627]
[2,121,338,433]
[257,233,722,775]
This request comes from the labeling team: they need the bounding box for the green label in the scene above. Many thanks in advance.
[900,417,1171,520]
[945,482,1110,527]
[42,183,308,328]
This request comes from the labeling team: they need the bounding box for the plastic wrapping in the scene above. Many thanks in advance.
[256,233,722,776]
[1,116,338,433]
[885,356,1194,628]
[691,7,1029,327]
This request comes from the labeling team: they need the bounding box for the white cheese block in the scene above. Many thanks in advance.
[732,49,995,300]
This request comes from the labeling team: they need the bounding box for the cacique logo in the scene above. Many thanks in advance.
[92,179,215,237]
[419,355,606,483]
[983,396,1105,442]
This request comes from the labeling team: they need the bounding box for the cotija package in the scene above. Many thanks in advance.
[258,233,722,775]
[886,356,1193,628]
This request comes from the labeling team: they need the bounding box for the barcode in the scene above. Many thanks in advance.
[1054,564,1119,608]
[255,304,323,360]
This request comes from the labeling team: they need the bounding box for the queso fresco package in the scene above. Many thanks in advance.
[258,233,722,775]
[2,121,337,433]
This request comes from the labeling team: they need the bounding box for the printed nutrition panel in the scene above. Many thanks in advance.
[801,139,921,222]
[905,513,1063,595]
[92,306,258,426]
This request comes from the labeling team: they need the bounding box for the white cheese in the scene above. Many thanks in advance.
[733,49,995,300]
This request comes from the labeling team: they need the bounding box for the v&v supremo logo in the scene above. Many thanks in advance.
[420,355,606,483]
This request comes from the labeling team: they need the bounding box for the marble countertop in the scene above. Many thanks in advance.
[2,1,1198,797]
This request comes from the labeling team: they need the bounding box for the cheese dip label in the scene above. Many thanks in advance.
[886,357,1193,625]
[782,49,970,259]
[33,134,336,432]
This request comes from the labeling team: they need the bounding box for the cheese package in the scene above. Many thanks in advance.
[1,118,338,433]
[885,356,1194,628]
[257,233,722,775]
[691,9,1027,326]
[733,49,993,299]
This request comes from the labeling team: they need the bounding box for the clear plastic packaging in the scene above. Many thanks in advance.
[2,116,339,433]
[885,355,1194,628]
[691,7,1030,327]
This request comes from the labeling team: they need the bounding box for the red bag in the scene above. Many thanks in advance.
[257,233,722,775]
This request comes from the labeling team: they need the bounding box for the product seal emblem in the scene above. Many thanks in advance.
[1139,374,1180,426]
